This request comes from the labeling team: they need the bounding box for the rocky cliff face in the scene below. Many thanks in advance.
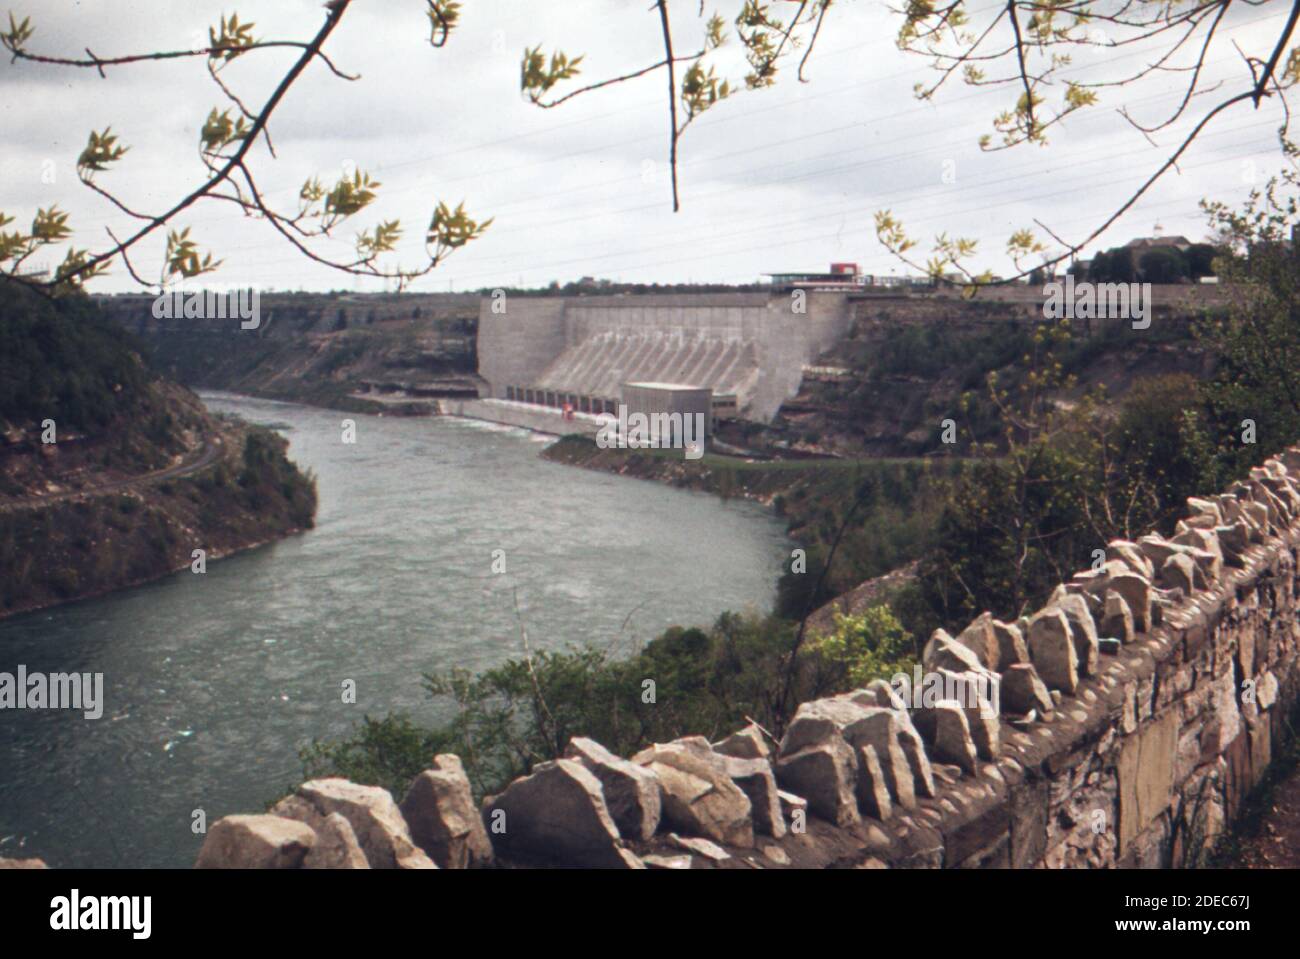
[96,292,480,413]
[177,445,1300,869]
[776,291,1214,458]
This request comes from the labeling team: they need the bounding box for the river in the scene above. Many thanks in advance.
[0,393,789,868]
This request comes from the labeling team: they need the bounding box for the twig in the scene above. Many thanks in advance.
[655,0,682,212]
[512,587,558,753]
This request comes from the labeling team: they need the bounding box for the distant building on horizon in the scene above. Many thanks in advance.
[1124,235,1192,251]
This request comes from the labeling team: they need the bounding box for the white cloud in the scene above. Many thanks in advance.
[0,0,1289,291]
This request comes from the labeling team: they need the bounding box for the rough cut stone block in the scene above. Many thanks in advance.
[566,737,661,842]
[923,630,985,674]
[1161,552,1200,594]
[668,833,730,861]
[712,722,772,761]
[843,707,917,809]
[1143,535,1215,587]
[849,683,937,799]
[1174,527,1224,579]
[774,738,861,827]
[1240,499,1271,536]
[1001,663,1053,716]
[954,612,1001,671]
[1118,710,1177,855]
[1100,590,1135,644]
[855,744,893,821]
[852,678,908,712]
[1216,523,1250,565]
[401,754,496,867]
[1200,672,1242,759]
[195,815,315,870]
[485,759,640,868]
[936,668,1000,760]
[1257,672,1279,711]
[1108,572,1153,633]
[633,742,753,848]
[913,700,978,775]
[991,618,1030,671]
[1054,593,1100,677]
[778,790,807,820]
[1186,497,1223,525]
[303,812,369,869]
[1107,539,1154,579]
[1218,495,1262,542]
[1028,607,1078,694]
[281,779,435,869]
[779,697,872,756]
[720,755,786,839]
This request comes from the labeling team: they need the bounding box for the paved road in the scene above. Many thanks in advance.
[0,433,225,513]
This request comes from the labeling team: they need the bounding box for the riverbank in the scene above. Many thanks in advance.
[0,286,319,624]
[0,419,316,622]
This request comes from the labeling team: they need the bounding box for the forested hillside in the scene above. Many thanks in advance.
[0,281,317,617]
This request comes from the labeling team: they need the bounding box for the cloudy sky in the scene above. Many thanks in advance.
[0,0,1292,292]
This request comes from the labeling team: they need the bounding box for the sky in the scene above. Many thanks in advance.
[0,0,1293,293]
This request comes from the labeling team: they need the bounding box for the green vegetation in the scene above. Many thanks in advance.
[0,280,150,434]
[1075,242,1217,284]
[302,608,916,800]
[0,285,318,617]
[0,426,316,615]
[808,607,915,690]
[820,312,1201,457]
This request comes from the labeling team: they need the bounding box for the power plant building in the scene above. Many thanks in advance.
[620,381,713,444]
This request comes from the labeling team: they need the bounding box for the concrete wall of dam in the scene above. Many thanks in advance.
[437,398,605,438]
[477,292,853,423]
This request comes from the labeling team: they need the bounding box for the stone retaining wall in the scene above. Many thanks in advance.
[182,446,1300,870]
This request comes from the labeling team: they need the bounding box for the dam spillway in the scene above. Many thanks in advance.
[476,292,853,423]
[533,330,757,405]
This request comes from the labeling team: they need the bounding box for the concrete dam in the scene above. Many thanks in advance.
[459,292,854,435]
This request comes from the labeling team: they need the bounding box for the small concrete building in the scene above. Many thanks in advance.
[620,381,712,445]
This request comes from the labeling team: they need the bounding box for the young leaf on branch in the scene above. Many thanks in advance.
[31,207,72,244]
[200,109,251,157]
[521,47,584,103]
[682,61,732,120]
[427,200,493,262]
[76,128,130,178]
[324,170,380,223]
[164,227,222,280]
[356,219,403,261]
[209,13,257,63]
[0,11,32,54]
[426,0,462,48]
